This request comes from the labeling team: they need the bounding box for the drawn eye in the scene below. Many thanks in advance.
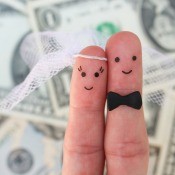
[115,57,120,62]
[78,66,82,71]
[132,56,137,61]
[100,66,104,73]
[94,72,99,77]
[81,72,86,77]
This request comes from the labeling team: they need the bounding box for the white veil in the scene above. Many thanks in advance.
[0,29,174,111]
[0,29,108,110]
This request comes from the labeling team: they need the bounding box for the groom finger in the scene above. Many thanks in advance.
[105,32,149,175]
[62,46,107,175]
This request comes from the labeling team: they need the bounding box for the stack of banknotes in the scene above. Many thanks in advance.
[0,0,175,174]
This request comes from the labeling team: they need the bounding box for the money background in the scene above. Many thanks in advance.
[0,0,175,174]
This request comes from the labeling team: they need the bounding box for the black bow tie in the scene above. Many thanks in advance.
[107,91,142,111]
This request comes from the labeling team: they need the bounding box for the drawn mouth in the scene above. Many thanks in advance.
[122,70,132,74]
[84,86,93,90]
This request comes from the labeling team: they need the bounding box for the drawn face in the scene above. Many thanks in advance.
[78,65,104,91]
[114,55,137,75]
[70,57,107,107]
[106,32,142,92]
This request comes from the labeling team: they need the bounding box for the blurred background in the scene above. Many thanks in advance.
[0,0,175,174]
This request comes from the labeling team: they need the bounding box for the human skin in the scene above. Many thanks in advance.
[62,46,107,175]
[62,32,149,175]
[105,31,149,175]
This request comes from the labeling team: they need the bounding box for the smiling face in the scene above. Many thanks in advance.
[78,65,105,91]
[71,58,106,96]
[70,46,107,108]
[106,32,142,93]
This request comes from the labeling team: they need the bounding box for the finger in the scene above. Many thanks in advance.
[105,32,149,175]
[62,46,107,175]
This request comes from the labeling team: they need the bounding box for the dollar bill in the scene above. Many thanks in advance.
[141,0,175,52]
[157,89,175,175]
[0,115,64,175]
[10,0,175,175]
[28,0,175,54]
[163,115,175,175]
[27,0,135,118]
[143,97,161,137]
[148,89,175,175]
[0,0,28,14]
[27,0,175,117]
[0,2,54,116]
[148,145,160,175]
[28,0,123,34]
[18,0,27,4]
[143,54,175,94]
